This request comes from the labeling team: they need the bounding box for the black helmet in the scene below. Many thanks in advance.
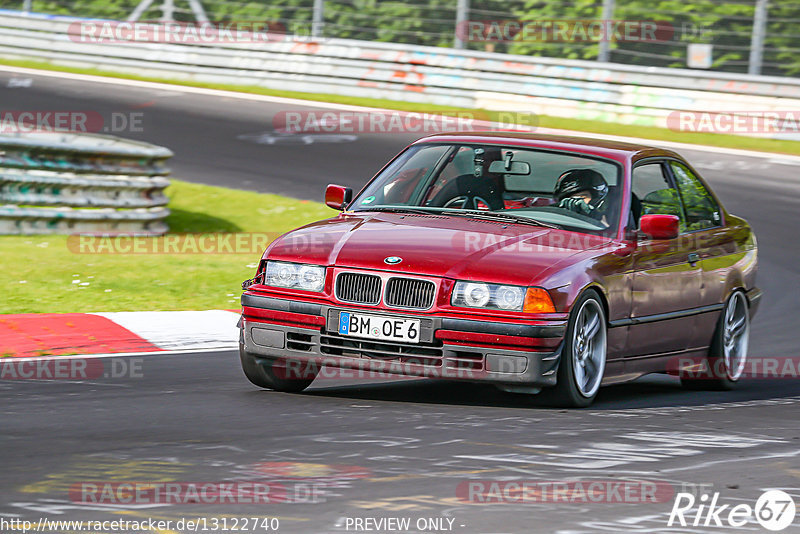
[554,169,608,207]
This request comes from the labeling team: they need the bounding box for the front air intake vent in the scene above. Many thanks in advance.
[385,277,436,309]
[335,272,382,305]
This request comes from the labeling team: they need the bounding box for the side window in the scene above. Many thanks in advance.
[631,162,684,230]
[670,162,721,231]
[380,145,449,205]
[438,146,474,182]
[421,146,473,204]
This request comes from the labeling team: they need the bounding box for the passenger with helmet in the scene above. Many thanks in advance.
[554,169,609,222]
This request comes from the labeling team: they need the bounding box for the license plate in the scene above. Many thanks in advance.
[338,311,420,343]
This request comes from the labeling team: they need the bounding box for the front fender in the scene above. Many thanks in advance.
[541,243,630,323]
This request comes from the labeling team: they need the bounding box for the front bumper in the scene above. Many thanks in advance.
[746,287,763,317]
[240,293,566,387]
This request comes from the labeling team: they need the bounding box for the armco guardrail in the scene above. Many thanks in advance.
[0,132,171,235]
[1,11,800,137]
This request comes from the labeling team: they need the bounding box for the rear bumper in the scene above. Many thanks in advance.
[240,293,565,387]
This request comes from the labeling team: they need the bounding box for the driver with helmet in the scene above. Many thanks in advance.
[554,169,609,222]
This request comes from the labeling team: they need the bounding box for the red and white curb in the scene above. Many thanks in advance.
[0,310,240,358]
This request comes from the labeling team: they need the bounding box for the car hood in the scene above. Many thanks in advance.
[266,212,611,287]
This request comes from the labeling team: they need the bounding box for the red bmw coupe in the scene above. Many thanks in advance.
[239,133,760,407]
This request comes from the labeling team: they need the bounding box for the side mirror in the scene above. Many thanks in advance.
[325,184,352,210]
[640,214,680,240]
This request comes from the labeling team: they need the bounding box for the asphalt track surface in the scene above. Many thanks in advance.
[1,69,800,533]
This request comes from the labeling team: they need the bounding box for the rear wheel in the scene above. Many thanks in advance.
[239,344,318,392]
[681,290,749,390]
[547,290,607,407]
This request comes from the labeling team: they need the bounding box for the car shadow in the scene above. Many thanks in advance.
[165,208,243,233]
[302,374,800,411]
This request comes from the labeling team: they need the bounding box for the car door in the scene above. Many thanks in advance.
[624,160,702,358]
[668,160,730,350]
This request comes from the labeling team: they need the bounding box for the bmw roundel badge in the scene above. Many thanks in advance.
[384,256,402,265]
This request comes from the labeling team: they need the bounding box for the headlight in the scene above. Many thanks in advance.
[460,282,491,307]
[452,281,555,313]
[264,261,325,292]
[495,285,525,310]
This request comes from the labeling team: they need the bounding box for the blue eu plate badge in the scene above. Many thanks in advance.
[338,311,351,335]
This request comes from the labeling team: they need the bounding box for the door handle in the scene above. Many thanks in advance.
[688,253,700,266]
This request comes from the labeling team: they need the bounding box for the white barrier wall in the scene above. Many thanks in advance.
[2,11,800,138]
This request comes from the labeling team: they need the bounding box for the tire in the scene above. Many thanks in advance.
[547,290,608,408]
[239,343,318,392]
[681,290,749,391]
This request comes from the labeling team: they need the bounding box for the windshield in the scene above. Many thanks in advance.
[351,143,624,235]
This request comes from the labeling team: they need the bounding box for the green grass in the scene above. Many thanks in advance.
[1,180,336,313]
[4,57,800,156]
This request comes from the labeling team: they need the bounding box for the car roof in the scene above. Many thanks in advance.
[414,131,682,162]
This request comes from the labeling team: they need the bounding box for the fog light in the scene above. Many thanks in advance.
[486,354,528,374]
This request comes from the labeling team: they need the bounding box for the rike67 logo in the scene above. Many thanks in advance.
[668,490,796,531]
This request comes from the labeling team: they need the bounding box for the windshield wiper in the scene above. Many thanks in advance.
[444,210,560,229]
[354,206,446,215]
[354,206,559,229]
